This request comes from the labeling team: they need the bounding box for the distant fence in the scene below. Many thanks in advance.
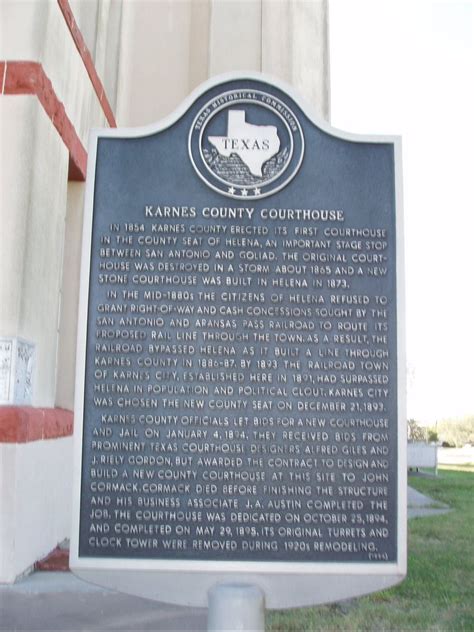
[437,446,474,466]
[408,442,437,471]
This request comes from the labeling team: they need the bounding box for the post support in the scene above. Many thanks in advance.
[207,583,265,631]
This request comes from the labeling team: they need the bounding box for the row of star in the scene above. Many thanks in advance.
[228,186,261,196]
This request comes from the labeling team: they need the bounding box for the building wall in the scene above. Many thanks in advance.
[0,97,69,407]
[0,0,329,582]
[116,0,329,128]
[0,436,73,583]
[0,0,117,408]
[0,0,120,582]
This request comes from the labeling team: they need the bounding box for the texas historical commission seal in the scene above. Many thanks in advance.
[189,89,305,200]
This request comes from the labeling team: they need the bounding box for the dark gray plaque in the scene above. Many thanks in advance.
[71,74,406,608]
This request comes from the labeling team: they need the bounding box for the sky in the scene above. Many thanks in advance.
[329,0,474,424]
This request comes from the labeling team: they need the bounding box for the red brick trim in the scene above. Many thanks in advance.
[1,61,6,93]
[0,406,73,443]
[57,0,117,128]
[1,61,87,181]
[35,546,70,572]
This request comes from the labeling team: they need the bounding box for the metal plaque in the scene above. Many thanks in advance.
[71,74,406,608]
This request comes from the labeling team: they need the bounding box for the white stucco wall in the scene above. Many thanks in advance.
[1,1,121,407]
[0,0,112,144]
[116,0,203,126]
[261,0,330,120]
[0,2,122,583]
[116,0,329,126]
[56,183,85,410]
[0,437,73,583]
[69,0,123,111]
[0,98,68,407]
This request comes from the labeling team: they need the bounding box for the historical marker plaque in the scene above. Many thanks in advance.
[71,74,406,608]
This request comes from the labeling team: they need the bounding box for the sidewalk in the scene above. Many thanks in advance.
[0,572,207,631]
[1,486,450,631]
[407,485,451,519]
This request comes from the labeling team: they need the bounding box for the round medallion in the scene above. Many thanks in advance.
[189,89,305,200]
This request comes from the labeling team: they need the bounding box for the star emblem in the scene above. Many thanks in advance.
[228,186,236,195]
[241,188,248,196]
[253,187,261,195]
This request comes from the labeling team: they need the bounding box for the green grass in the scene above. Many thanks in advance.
[267,469,474,631]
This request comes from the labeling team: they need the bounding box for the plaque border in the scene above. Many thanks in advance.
[70,71,406,609]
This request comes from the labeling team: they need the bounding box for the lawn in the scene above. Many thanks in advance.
[267,469,474,631]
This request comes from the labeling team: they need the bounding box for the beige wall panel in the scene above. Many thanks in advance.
[1,1,123,407]
[0,1,111,144]
[262,0,330,119]
[39,2,110,142]
[0,97,69,407]
[261,1,292,80]
[0,98,36,335]
[56,183,85,411]
[208,0,262,74]
[0,1,47,59]
[0,438,73,582]
[69,0,123,113]
[95,0,124,112]
[17,104,69,407]
[116,1,195,126]
[68,0,100,59]
[115,0,329,125]
[188,0,212,91]
[290,0,330,119]
[0,444,17,581]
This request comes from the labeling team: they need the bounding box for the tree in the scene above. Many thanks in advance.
[437,416,474,447]
[407,418,427,442]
